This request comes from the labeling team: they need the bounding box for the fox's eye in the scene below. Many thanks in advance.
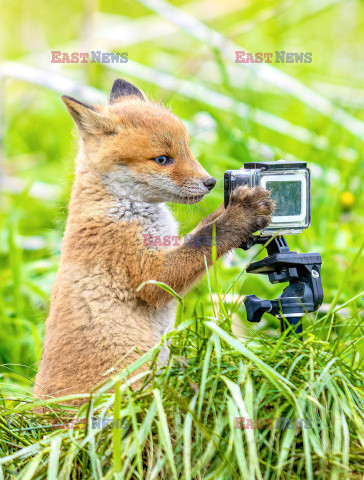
[154,155,173,165]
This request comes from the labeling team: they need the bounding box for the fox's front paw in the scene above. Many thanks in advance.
[225,185,275,235]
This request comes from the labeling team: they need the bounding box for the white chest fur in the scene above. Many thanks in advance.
[109,198,179,243]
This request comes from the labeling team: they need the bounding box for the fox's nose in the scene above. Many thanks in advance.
[203,177,216,191]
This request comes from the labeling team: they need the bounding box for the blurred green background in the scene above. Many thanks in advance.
[0,0,363,388]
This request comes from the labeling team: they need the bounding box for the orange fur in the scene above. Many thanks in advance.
[34,79,273,404]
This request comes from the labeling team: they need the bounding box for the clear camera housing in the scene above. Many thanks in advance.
[224,160,311,235]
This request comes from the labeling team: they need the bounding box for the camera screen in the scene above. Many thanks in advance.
[266,181,302,217]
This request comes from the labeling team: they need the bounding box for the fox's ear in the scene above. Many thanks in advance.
[62,96,116,135]
[109,78,146,104]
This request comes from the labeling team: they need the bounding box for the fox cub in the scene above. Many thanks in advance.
[34,79,273,402]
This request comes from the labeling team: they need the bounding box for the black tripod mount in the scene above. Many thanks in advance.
[241,236,323,334]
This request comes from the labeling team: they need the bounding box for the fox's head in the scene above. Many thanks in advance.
[62,79,216,204]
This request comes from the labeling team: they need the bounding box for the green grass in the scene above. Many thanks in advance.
[0,0,364,477]
[1,288,364,478]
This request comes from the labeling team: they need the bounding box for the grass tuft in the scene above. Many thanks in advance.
[1,302,364,478]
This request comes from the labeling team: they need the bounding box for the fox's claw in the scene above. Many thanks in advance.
[224,185,275,235]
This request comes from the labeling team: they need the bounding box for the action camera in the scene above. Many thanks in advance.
[224,160,311,235]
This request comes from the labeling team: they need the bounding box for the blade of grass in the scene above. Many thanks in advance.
[153,389,178,479]
[47,436,62,480]
[183,394,197,480]
[112,380,122,473]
